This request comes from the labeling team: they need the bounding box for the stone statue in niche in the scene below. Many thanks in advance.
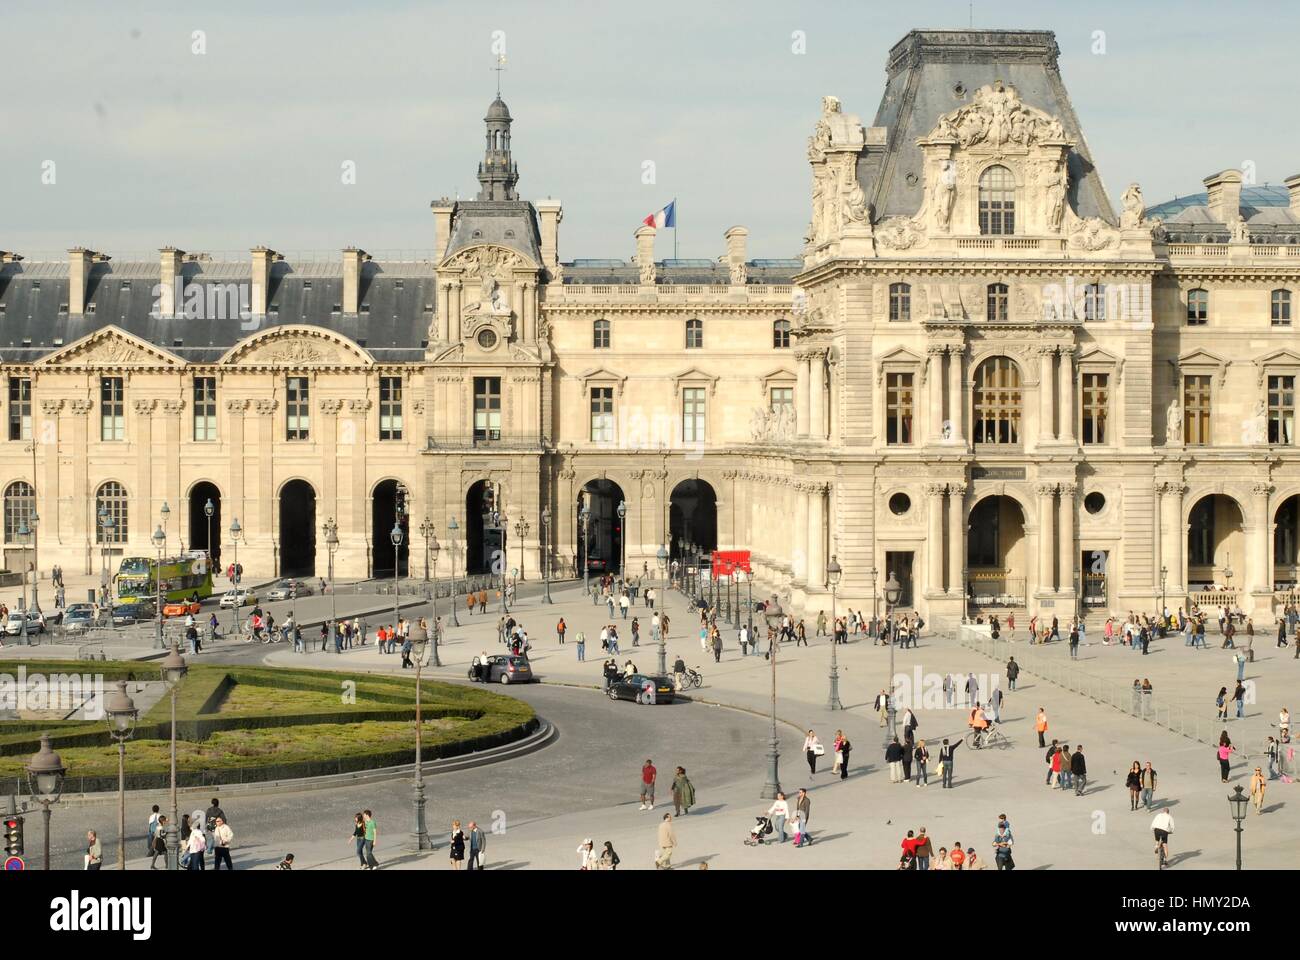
[932,160,956,232]
[1044,164,1067,232]
[1166,398,1183,443]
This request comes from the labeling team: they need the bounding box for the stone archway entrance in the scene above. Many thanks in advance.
[466,479,503,576]
[578,479,626,576]
[371,479,410,578]
[188,482,221,566]
[668,479,717,561]
[966,494,1028,613]
[279,479,317,578]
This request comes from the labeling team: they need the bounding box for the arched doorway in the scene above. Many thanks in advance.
[279,479,317,577]
[371,479,410,578]
[1187,494,1244,593]
[669,479,717,560]
[966,495,1028,611]
[578,479,626,576]
[188,482,222,566]
[1274,495,1300,590]
[466,479,503,575]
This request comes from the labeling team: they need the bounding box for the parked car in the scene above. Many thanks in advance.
[3,610,45,636]
[607,673,676,704]
[266,580,314,601]
[111,601,155,626]
[162,599,203,618]
[586,556,609,573]
[61,605,100,633]
[467,654,534,684]
[219,589,257,608]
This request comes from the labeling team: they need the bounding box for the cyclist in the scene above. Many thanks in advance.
[968,703,992,747]
[1151,808,1174,868]
[672,655,687,691]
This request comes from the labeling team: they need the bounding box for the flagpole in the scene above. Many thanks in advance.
[673,197,678,260]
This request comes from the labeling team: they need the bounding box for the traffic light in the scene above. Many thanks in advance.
[3,815,22,858]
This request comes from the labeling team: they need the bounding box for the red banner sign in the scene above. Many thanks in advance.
[711,550,752,577]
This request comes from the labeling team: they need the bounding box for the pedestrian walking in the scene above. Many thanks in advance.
[352,813,367,868]
[803,729,822,775]
[1071,744,1088,795]
[466,821,486,870]
[671,766,695,816]
[1126,761,1142,810]
[837,735,852,780]
[557,617,566,644]
[1141,762,1158,808]
[831,729,845,776]
[914,739,929,786]
[598,841,620,870]
[183,824,205,870]
[639,759,657,810]
[794,788,813,846]
[938,737,959,788]
[575,630,586,661]
[1217,734,1235,783]
[1006,657,1020,691]
[992,822,1015,870]
[149,816,168,869]
[577,838,598,870]
[212,816,234,869]
[362,810,380,869]
[886,736,905,783]
[654,813,677,869]
[1035,707,1048,748]
[449,820,466,870]
[1250,767,1267,814]
[767,793,790,842]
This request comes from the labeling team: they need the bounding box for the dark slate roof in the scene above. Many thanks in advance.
[560,259,802,286]
[0,259,433,364]
[861,29,1115,224]
[443,200,543,264]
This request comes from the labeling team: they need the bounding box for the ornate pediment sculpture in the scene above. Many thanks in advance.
[927,81,1068,149]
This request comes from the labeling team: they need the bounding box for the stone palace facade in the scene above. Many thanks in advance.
[2,28,1300,626]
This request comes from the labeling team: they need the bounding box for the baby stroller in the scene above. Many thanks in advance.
[744,816,774,846]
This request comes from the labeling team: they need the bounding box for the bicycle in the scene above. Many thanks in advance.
[1154,836,1170,870]
[680,666,704,689]
[965,726,1010,750]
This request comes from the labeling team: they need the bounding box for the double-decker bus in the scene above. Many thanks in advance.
[114,553,214,609]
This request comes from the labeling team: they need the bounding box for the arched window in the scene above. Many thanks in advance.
[978,165,1016,235]
[1272,289,1292,326]
[96,481,129,544]
[593,319,611,349]
[1083,283,1107,321]
[772,319,791,349]
[986,283,1009,322]
[889,283,911,321]
[3,481,34,543]
[972,357,1022,445]
[685,318,703,349]
[1187,288,1209,325]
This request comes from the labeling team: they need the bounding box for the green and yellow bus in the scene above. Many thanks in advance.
[115,553,214,608]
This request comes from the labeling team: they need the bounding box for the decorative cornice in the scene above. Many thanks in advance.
[254,399,278,416]
[319,398,344,415]
[225,399,249,413]
[132,398,156,415]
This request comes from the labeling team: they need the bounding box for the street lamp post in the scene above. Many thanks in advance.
[827,555,844,710]
[579,505,591,597]
[204,498,215,564]
[99,507,114,607]
[541,507,553,604]
[514,515,529,582]
[497,513,509,615]
[760,594,784,800]
[616,500,627,579]
[30,509,39,615]
[25,733,66,871]
[870,567,878,632]
[160,643,187,870]
[323,518,338,647]
[228,518,242,638]
[104,679,138,870]
[419,517,433,582]
[430,535,442,666]
[656,545,669,675]
[412,621,432,850]
[17,523,30,645]
[391,522,403,636]
[883,572,902,748]
[1160,564,1168,616]
[1229,784,1248,870]
[448,516,461,627]
[152,523,166,650]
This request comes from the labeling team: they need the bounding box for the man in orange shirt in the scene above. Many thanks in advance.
[950,844,966,870]
[1035,708,1049,747]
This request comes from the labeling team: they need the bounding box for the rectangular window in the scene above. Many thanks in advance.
[100,377,124,441]
[193,376,217,441]
[590,387,614,443]
[1273,290,1293,326]
[1183,375,1212,446]
[1187,289,1208,325]
[379,376,403,440]
[682,387,706,443]
[1268,375,1295,445]
[286,376,310,440]
[885,373,914,445]
[769,386,793,412]
[473,376,501,441]
[7,377,31,441]
[1081,372,1109,444]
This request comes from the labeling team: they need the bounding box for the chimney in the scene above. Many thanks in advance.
[1286,174,1300,216]
[724,226,748,285]
[0,252,24,264]
[634,225,656,285]
[1203,169,1243,224]
[536,199,563,275]
[68,247,109,316]
[158,246,184,318]
[431,198,455,263]
[249,246,282,317]
[342,247,371,315]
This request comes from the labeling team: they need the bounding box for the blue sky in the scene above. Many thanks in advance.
[2,0,1297,262]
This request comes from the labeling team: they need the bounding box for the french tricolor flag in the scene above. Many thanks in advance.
[643,200,676,229]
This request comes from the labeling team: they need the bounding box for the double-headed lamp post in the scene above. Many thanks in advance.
[412,621,432,850]
[229,518,243,637]
[1160,564,1168,615]
[448,516,461,627]
[391,523,403,632]
[17,523,30,645]
[25,733,66,871]
[160,643,187,870]
[541,507,553,604]
[882,572,902,748]
[204,498,215,563]
[104,679,138,870]
[324,518,339,645]
[153,524,166,650]
[513,515,529,582]
[656,544,669,675]
[429,535,442,666]
[760,594,784,800]
[827,555,844,711]
[419,517,434,582]
[579,505,591,596]
[30,510,39,613]
[1229,785,1248,870]
[616,500,627,578]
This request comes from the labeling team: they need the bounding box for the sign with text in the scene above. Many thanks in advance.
[712,550,752,577]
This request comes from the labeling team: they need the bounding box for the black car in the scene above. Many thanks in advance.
[607,673,676,704]
[467,654,535,684]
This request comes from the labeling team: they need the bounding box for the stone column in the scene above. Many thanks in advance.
[160,400,185,536]
[254,399,278,561]
[225,399,248,524]
[1165,483,1186,592]
[1252,482,1272,594]
[927,347,945,441]
[790,481,807,582]
[449,282,462,342]
[436,282,451,342]
[319,399,343,520]
[69,400,92,572]
[1058,348,1076,444]
[133,399,156,538]
[796,354,811,437]
[807,483,826,590]
[1039,348,1056,443]
[1036,483,1057,593]
[1058,482,1077,595]
[1152,482,1164,588]
[925,482,946,593]
[947,346,964,442]
[39,399,64,547]
[809,351,827,441]
[947,482,966,595]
